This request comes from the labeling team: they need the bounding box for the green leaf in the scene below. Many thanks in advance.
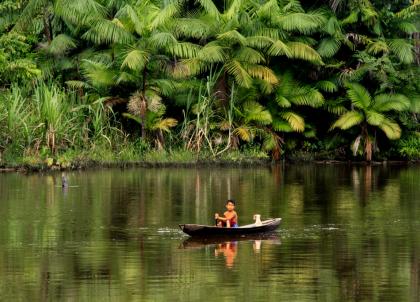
[316,80,337,93]
[281,111,305,132]
[366,110,385,126]
[197,42,225,62]
[268,40,292,57]
[388,39,414,64]
[272,119,294,132]
[225,60,252,88]
[377,118,401,140]
[331,111,364,130]
[122,112,141,124]
[242,101,272,125]
[287,42,323,63]
[121,48,149,71]
[217,30,247,45]
[366,40,389,55]
[317,37,341,58]
[150,1,180,29]
[82,19,134,45]
[276,96,292,108]
[345,82,372,109]
[149,32,177,48]
[276,12,326,34]
[196,0,220,18]
[372,94,411,112]
[45,34,77,56]
[235,47,265,64]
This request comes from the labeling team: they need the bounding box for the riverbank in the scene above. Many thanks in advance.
[1,148,418,173]
[0,148,271,172]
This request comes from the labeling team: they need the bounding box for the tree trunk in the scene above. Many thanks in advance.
[365,136,372,162]
[215,71,229,106]
[43,10,52,43]
[141,68,148,139]
[140,98,147,139]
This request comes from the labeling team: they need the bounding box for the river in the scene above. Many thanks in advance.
[0,164,419,301]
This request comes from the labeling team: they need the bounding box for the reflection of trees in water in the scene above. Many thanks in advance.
[0,166,419,300]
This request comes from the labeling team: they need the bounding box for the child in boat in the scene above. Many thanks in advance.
[215,199,238,228]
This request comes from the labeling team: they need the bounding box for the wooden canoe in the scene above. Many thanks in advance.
[179,218,281,237]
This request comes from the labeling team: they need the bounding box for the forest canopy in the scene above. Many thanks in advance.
[0,0,419,164]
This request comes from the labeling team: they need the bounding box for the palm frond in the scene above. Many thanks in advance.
[122,112,141,124]
[65,80,93,90]
[395,2,420,19]
[225,0,243,20]
[196,0,220,18]
[15,0,48,30]
[366,40,389,55]
[377,118,401,140]
[217,30,247,46]
[341,11,359,25]
[82,19,134,45]
[366,110,385,126]
[235,47,265,64]
[317,37,341,58]
[396,21,417,34]
[234,126,253,142]
[246,36,275,49]
[121,48,149,71]
[330,111,363,130]
[171,18,212,39]
[45,34,77,56]
[116,71,138,84]
[388,39,414,64]
[346,82,371,109]
[315,80,337,93]
[288,87,324,107]
[153,118,178,132]
[281,111,305,132]
[197,42,225,62]
[287,42,323,63]
[150,1,180,29]
[244,64,278,84]
[115,4,143,35]
[55,0,106,26]
[225,60,252,88]
[276,95,292,108]
[268,40,292,57]
[149,32,177,48]
[81,59,116,87]
[323,99,347,115]
[174,58,207,77]
[148,79,176,97]
[242,101,272,125]
[276,12,326,34]
[272,119,294,132]
[372,94,411,112]
[170,42,201,59]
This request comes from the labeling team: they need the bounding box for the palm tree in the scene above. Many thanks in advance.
[123,91,177,149]
[330,82,410,161]
[173,0,325,95]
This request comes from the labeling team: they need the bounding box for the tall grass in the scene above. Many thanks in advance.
[0,83,127,162]
[0,85,30,150]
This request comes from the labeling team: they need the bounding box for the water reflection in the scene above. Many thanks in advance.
[181,235,281,268]
[0,165,419,301]
[215,241,237,268]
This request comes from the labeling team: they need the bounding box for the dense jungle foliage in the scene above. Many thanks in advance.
[0,0,419,165]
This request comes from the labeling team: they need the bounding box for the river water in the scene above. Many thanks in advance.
[0,164,419,301]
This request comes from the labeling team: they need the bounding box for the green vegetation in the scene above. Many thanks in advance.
[0,0,419,167]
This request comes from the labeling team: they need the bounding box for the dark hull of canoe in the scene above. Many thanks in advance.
[179,218,281,237]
